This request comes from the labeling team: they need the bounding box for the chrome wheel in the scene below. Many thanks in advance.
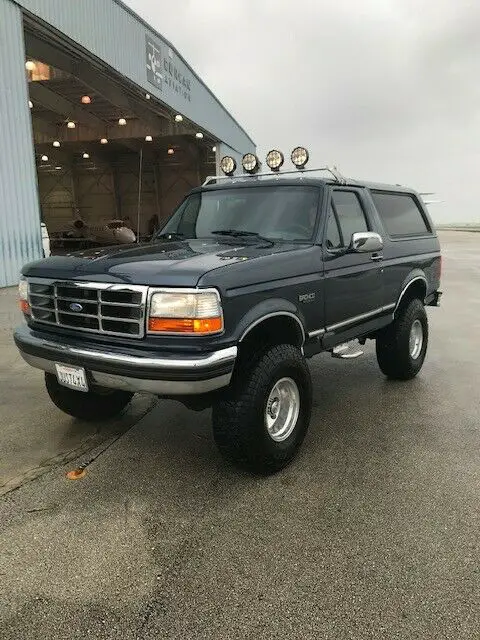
[265,377,300,442]
[409,319,423,359]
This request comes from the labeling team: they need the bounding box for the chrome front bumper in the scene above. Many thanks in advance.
[14,325,237,396]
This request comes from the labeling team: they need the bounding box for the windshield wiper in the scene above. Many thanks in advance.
[211,229,273,245]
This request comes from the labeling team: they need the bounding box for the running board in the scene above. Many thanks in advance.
[331,341,364,359]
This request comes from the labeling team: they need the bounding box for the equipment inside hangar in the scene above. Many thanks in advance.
[25,28,217,252]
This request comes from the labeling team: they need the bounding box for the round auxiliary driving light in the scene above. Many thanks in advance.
[291,146,309,169]
[220,155,237,176]
[266,149,284,172]
[242,153,259,174]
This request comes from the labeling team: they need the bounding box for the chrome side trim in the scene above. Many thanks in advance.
[394,276,427,314]
[326,304,395,332]
[20,354,233,396]
[308,328,325,338]
[239,312,306,345]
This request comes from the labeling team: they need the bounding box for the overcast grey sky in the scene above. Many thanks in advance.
[126,0,480,223]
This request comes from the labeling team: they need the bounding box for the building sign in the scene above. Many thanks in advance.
[145,35,191,102]
[145,35,163,90]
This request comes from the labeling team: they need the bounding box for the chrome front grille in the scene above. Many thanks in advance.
[28,279,148,338]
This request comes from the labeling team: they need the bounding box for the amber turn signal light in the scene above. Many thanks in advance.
[148,316,223,334]
[19,299,31,314]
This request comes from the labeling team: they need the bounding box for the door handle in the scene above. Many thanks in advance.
[371,253,383,261]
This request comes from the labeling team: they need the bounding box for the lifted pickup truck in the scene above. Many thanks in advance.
[14,149,442,473]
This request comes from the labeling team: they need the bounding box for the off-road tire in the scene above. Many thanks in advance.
[376,298,428,380]
[45,373,133,421]
[212,344,312,473]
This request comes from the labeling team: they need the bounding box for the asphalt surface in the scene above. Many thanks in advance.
[0,287,155,495]
[0,230,479,639]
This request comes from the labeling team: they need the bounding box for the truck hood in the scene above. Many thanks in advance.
[22,238,303,286]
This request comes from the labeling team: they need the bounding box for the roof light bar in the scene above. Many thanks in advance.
[203,166,347,186]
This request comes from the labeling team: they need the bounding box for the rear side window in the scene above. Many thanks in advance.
[371,191,431,238]
[332,191,368,243]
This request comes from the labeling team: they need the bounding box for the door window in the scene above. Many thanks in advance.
[325,203,343,250]
[332,191,368,245]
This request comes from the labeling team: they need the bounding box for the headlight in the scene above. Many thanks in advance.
[148,289,223,335]
[18,277,30,315]
[220,156,236,176]
[291,146,309,169]
[266,149,284,172]
[242,153,259,174]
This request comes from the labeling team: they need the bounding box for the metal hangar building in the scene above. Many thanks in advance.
[0,0,255,286]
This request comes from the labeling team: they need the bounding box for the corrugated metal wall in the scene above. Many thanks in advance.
[16,0,254,156]
[0,0,42,287]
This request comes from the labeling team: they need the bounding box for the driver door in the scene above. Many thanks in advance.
[323,188,384,331]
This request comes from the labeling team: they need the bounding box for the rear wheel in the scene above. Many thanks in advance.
[212,344,312,473]
[45,373,133,421]
[376,298,428,380]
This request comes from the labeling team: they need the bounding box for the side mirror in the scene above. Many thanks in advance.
[349,231,383,253]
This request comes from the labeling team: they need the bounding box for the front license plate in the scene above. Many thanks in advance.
[55,364,89,392]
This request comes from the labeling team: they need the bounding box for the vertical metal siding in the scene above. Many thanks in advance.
[16,0,254,155]
[0,0,42,288]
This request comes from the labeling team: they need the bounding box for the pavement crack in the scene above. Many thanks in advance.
[25,506,55,513]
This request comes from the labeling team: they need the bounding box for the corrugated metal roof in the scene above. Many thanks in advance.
[0,0,43,287]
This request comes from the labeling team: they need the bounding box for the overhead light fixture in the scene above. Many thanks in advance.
[53,141,61,148]
[195,132,204,139]
[242,153,260,175]
[145,135,153,142]
[167,148,175,155]
[82,152,90,159]
[118,118,127,126]
[41,155,48,162]
[212,146,217,152]
[220,156,236,177]
[145,93,151,100]
[67,121,76,129]
[55,166,62,170]
[266,149,284,172]
[25,61,36,71]
[291,146,309,169]
[81,95,91,104]
[100,137,108,144]
[174,114,183,122]
[28,100,33,109]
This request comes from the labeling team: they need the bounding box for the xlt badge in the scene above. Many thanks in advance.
[299,293,315,303]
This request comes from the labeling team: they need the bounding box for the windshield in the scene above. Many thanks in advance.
[156,186,321,242]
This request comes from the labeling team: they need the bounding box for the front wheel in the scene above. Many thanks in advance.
[45,373,133,421]
[376,298,429,380]
[212,344,312,473]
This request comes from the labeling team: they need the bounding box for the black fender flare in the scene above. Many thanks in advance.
[234,298,307,346]
[394,271,428,315]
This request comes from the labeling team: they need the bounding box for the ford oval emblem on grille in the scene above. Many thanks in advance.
[69,303,83,312]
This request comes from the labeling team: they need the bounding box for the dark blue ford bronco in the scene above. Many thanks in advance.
[14,148,442,473]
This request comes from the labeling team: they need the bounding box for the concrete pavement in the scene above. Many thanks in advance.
[0,231,478,639]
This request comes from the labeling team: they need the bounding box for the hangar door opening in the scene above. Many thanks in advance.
[24,25,216,253]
